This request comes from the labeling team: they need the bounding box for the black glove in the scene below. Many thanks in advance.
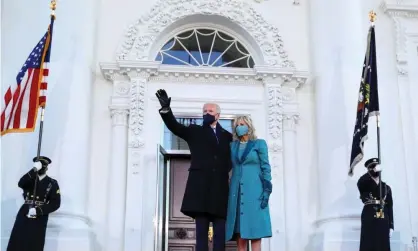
[155,89,171,108]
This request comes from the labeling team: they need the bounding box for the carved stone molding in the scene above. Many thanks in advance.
[264,82,285,183]
[114,82,130,96]
[116,0,295,67]
[110,108,129,126]
[381,2,418,18]
[128,77,148,148]
[269,142,283,153]
[266,84,284,141]
[382,2,418,76]
[100,61,309,87]
[263,73,303,185]
[283,113,300,131]
[393,17,409,76]
[282,87,297,103]
[100,61,310,151]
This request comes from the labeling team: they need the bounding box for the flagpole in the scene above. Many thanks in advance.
[369,10,384,217]
[35,0,56,159]
[28,0,57,218]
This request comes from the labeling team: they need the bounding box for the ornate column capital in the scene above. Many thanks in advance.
[283,113,300,131]
[255,65,309,89]
[100,63,127,82]
[109,107,129,127]
[382,2,418,77]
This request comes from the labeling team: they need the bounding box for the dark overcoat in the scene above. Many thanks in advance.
[7,168,61,251]
[357,173,394,251]
[160,109,232,219]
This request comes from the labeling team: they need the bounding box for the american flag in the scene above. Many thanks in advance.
[1,16,55,136]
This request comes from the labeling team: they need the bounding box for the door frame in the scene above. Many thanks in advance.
[155,144,251,251]
[155,144,192,251]
[101,60,308,251]
[156,114,242,251]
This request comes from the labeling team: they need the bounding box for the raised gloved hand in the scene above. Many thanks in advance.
[389,228,393,238]
[155,89,171,109]
[33,161,42,171]
[374,164,382,172]
[259,175,272,209]
[28,207,37,217]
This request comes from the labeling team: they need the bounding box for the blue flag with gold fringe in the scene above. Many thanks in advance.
[349,25,380,176]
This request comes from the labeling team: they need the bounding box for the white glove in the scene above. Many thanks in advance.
[374,165,382,172]
[33,161,42,171]
[28,207,37,216]
[389,228,393,238]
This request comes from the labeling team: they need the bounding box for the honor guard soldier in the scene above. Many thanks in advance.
[7,156,61,251]
[357,158,394,251]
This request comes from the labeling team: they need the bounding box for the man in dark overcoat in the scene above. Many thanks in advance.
[156,89,232,251]
[7,156,61,251]
[357,158,394,251]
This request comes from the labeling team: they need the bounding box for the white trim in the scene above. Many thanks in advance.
[116,0,295,67]
[151,24,261,66]
[100,45,309,251]
[381,2,418,14]
[100,60,310,87]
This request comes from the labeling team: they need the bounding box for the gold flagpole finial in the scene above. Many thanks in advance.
[50,0,57,17]
[369,10,376,23]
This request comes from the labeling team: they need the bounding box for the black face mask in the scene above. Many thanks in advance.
[203,114,216,125]
[368,170,380,178]
[38,166,48,175]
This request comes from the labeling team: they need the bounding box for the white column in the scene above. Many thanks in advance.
[105,106,129,251]
[123,73,150,251]
[46,0,99,218]
[282,112,301,251]
[388,12,418,240]
[308,0,365,249]
[264,80,286,251]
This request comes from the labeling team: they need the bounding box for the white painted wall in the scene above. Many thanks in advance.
[1,0,418,251]
[1,0,99,249]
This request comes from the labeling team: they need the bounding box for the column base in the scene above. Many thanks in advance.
[45,212,98,251]
[1,217,97,251]
[306,216,407,251]
[44,228,98,251]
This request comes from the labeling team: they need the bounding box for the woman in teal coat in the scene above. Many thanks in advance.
[225,115,272,251]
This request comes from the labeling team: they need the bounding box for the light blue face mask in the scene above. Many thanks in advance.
[236,125,249,137]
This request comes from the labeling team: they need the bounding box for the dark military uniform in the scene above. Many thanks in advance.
[7,157,61,251]
[357,158,394,251]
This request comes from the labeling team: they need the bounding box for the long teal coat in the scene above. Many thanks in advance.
[225,139,272,241]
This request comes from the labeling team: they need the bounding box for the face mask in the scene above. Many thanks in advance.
[203,114,216,125]
[368,169,380,178]
[236,125,249,137]
[38,166,48,175]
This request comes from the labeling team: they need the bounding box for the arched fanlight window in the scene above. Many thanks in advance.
[155,28,255,68]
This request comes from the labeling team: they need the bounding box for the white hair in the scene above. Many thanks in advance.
[203,103,221,114]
